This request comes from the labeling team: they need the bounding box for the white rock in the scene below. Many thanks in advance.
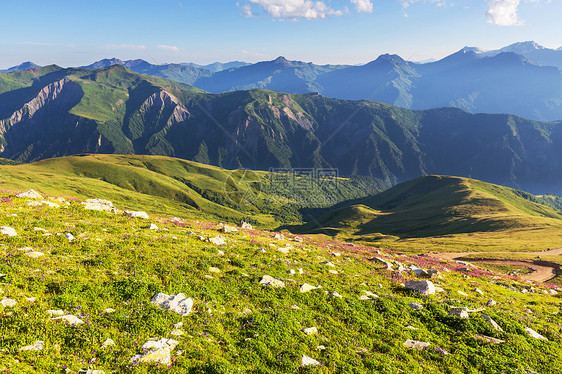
[549,289,558,295]
[404,340,431,350]
[408,303,424,311]
[104,308,115,314]
[209,236,226,245]
[450,308,469,319]
[273,233,285,240]
[101,338,115,349]
[173,322,183,329]
[81,199,117,213]
[256,248,266,253]
[65,233,75,241]
[405,280,435,295]
[40,200,60,208]
[170,329,184,336]
[301,354,320,366]
[330,291,342,298]
[474,288,484,295]
[486,299,497,307]
[482,314,503,331]
[26,297,36,303]
[300,283,321,293]
[24,251,44,258]
[147,224,158,230]
[278,246,290,254]
[78,369,106,374]
[51,315,85,325]
[303,327,318,335]
[239,221,253,229]
[474,334,504,345]
[221,225,238,233]
[287,269,296,275]
[17,189,43,199]
[151,293,193,316]
[320,261,336,267]
[124,210,149,219]
[259,275,285,288]
[209,267,221,273]
[1,226,17,237]
[328,270,339,275]
[130,338,179,365]
[19,340,44,351]
[1,298,17,307]
[362,291,379,299]
[457,290,468,296]
[47,309,65,317]
[217,250,225,256]
[27,201,43,207]
[525,327,548,340]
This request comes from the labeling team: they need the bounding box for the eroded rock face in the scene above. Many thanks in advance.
[151,292,193,316]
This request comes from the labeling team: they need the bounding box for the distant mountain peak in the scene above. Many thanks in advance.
[1,61,41,73]
[500,41,546,54]
[460,46,483,54]
[273,56,289,64]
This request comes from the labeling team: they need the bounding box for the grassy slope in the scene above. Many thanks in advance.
[291,175,562,252]
[0,154,373,228]
[1,184,561,373]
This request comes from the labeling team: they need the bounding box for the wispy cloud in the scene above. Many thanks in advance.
[485,0,523,26]
[158,45,180,52]
[351,0,373,13]
[237,2,255,17]
[248,0,344,20]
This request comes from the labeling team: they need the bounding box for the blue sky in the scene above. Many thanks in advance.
[0,0,560,68]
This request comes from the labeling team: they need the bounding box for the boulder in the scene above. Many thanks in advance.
[17,189,43,199]
[1,298,17,307]
[130,338,178,365]
[24,251,44,258]
[209,236,226,245]
[124,210,149,219]
[259,275,285,288]
[51,315,85,325]
[47,310,65,317]
[525,327,548,340]
[19,340,44,351]
[273,233,285,240]
[101,338,115,349]
[239,221,253,230]
[151,293,193,316]
[303,327,318,335]
[40,200,60,208]
[81,199,117,213]
[474,288,484,295]
[221,225,238,233]
[449,308,469,319]
[78,370,106,374]
[300,283,321,293]
[147,224,158,230]
[486,299,497,307]
[209,267,221,273]
[1,226,17,237]
[481,314,503,331]
[474,334,504,345]
[320,261,336,267]
[408,303,424,311]
[405,280,436,295]
[301,354,320,366]
[404,340,431,350]
[65,233,75,241]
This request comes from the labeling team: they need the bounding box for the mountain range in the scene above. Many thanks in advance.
[1,64,562,194]
[4,41,561,121]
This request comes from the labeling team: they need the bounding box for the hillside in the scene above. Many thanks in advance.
[1,176,562,373]
[290,176,562,247]
[0,154,377,227]
[1,66,562,194]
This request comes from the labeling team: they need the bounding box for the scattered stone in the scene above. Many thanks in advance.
[170,329,184,337]
[209,236,226,245]
[331,252,341,257]
[549,289,558,295]
[78,369,106,374]
[278,246,290,254]
[81,199,118,213]
[51,315,85,325]
[1,298,17,307]
[413,269,439,278]
[300,283,321,293]
[405,280,436,295]
[26,297,36,303]
[256,248,266,253]
[17,189,43,199]
[328,270,339,275]
[239,221,253,229]
[482,314,503,331]
[217,250,225,256]
[24,251,44,258]
[525,327,548,340]
[362,291,379,299]
[474,288,484,295]
[27,201,43,207]
[209,267,221,273]
[457,290,468,296]
[371,257,393,270]
[147,224,158,230]
[330,291,342,298]
[104,308,115,314]
[1,226,17,237]
[101,338,115,349]
[221,225,238,233]
[404,340,431,350]
[320,261,336,267]
[151,293,193,316]
[124,210,149,219]
[273,233,285,240]
[65,233,75,241]
[40,200,60,208]
[450,308,469,319]
[130,338,178,365]
[289,305,300,310]
[19,340,44,351]
[474,334,504,345]
[303,327,318,335]
[486,299,497,307]
[287,269,296,275]
[34,227,47,232]
[408,303,424,311]
[47,310,65,317]
[301,354,320,366]
[259,275,285,288]
[316,345,326,350]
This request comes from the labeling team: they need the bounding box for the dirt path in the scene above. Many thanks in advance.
[428,248,562,283]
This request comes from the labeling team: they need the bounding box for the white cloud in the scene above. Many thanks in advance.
[249,0,343,20]
[399,0,447,8]
[485,0,523,26]
[237,2,255,17]
[351,0,373,13]
[158,45,180,52]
